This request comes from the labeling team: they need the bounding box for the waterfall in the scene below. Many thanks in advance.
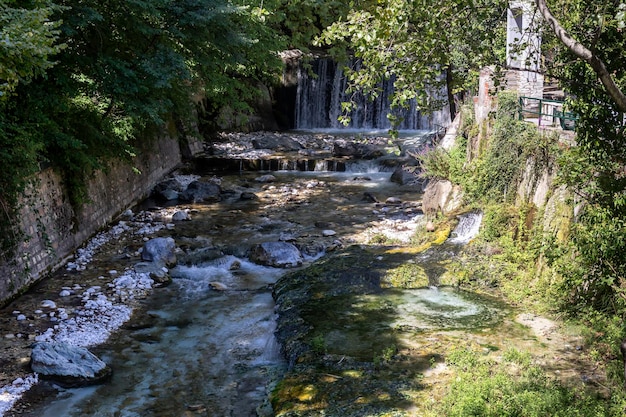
[448,211,483,244]
[295,58,450,130]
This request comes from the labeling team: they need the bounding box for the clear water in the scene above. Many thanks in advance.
[12,156,498,417]
[29,256,285,417]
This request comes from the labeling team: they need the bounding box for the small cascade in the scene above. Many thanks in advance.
[448,211,483,244]
[344,160,389,173]
[295,58,450,130]
[314,160,327,171]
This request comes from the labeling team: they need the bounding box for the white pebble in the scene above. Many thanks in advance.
[16,314,26,321]
[59,290,71,297]
[41,300,57,309]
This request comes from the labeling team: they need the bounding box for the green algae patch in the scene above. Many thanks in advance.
[271,358,425,417]
[381,262,430,288]
[271,245,515,416]
[385,223,452,255]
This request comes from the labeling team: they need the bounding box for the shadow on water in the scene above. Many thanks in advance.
[271,244,510,416]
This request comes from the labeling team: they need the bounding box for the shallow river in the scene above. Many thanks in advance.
[0,132,592,417]
[2,146,436,416]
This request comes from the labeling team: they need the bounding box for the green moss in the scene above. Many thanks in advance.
[382,263,429,288]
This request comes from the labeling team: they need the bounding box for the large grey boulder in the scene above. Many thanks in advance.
[332,140,383,159]
[251,135,302,151]
[142,237,177,266]
[249,242,303,268]
[422,179,463,216]
[153,178,183,200]
[179,180,221,203]
[30,342,112,387]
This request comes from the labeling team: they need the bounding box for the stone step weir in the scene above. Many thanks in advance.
[191,155,350,173]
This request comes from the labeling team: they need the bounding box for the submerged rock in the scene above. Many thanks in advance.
[249,241,303,268]
[30,342,112,387]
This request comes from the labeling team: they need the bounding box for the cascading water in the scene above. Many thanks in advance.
[448,211,483,244]
[295,58,451,130]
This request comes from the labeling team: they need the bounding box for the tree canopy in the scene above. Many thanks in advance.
[315,0,509,120]
[0,0,288,258]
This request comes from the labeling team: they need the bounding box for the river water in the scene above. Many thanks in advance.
[0,132,439,416]
[0,132,542,416]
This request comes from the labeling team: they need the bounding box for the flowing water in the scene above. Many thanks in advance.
[31,259,286,417]
[1,134,534,416]
[295,58,450,130]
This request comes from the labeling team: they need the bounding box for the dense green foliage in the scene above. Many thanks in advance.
[536,0,626,320]
[315,0,508,125]
[0,0,63,99]
[0,0,290,259]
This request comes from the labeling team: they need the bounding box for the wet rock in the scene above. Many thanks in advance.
[332,139,383,159]
[134,262,172,285]
[179,180,221,203]
[172,210,190,221]
[178,247,224,265]
[160,189,180,201]
[209,282,228,291]
[390,165,421,186]
[255,174,276,183]
[362,192,379,203]
[251,135,302,151]
[249,242,303,268]
[30,342,112,387]
[240,191,259,200]
[153,178,186,200]
[141,237,177,267]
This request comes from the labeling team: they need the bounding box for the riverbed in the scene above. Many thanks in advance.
[0,132,602,416]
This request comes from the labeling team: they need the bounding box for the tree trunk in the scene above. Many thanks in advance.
[446,65,457,119]
[535,0,626,113]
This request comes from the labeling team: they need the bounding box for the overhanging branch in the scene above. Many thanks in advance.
[535,0,626,112]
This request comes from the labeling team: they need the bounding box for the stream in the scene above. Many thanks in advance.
[0,131,594,417]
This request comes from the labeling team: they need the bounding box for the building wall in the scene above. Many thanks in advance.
[506,0,544,98]
[0,129,187,304]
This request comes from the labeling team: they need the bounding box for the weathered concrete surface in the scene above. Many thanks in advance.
[0,125,200,305]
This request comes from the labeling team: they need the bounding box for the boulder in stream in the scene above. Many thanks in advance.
[390,166,422,186]
[249,242,303,268]
[179,180,221,203]
[251,135,302,151]
[30,342,112,387]
[141,237,177,266]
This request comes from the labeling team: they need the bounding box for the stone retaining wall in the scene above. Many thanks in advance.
[0,129,189,305]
